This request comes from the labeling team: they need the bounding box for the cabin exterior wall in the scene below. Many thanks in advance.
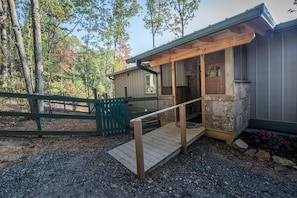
[247,29,297,125]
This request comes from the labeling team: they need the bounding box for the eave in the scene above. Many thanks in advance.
[126,3,275,65]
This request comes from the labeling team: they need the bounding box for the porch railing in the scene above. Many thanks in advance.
[130,97,203,179]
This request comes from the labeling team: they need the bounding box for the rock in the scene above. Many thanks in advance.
[111,184,118,188]
[245,148,257,157]
[232,139,248,152]
[293,166,297,170]
[255,150,270,161]
[272,155,296,167]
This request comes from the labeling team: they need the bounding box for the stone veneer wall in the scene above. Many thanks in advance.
[205,82,250,132]
[158,95,174,121]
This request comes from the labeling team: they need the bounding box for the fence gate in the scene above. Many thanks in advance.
[97,98,128,135]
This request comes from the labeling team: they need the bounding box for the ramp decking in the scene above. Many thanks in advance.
[108,122,206,175]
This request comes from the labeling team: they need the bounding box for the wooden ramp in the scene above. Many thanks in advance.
[108,122,206,175]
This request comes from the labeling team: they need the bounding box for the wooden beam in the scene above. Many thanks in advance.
[150,57,171,67]
[199,36,214,43]
[150,32,255,67]
[175,43,192,49]
[228,26,242,34]
[200,55,205,127]
[171,32,255,62]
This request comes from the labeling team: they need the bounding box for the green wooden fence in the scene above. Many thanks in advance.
[0,92,160,136]
[0,92,97,136]
[97,98,128,135]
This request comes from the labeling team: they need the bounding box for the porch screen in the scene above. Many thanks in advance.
[205,50,225,94]
[161,63,172,95]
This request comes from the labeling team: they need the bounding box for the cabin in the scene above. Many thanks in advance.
[109,4,297,144]
[108,3,297,179]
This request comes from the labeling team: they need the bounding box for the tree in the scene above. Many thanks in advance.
[31,0,44,112]
[143,0,168,48]
[7,0,34,98]
[166,0,200,38]
[0,0,8,88]
[104,0,141,72]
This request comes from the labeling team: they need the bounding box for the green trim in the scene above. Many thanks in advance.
[275,19,297,32]
[126,3,275,64]
[248,119,297,134]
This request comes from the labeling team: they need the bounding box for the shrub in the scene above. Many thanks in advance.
[250,129,297,158]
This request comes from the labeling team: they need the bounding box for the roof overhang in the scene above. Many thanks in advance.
[126,3,275,66]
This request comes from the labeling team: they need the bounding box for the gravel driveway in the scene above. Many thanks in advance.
[0,135,296,197]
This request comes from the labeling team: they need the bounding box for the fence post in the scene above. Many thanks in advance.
[95,100,101,136]
[93,88,102,135]
[34,94,43,137]
[124,86,130,133]
[134,119,145,180]
[179,104,187,155]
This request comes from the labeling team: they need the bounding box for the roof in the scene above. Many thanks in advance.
[126,3,275,64]
[275,18,297,32]
[107,63,151,77]
[107,66,140,77]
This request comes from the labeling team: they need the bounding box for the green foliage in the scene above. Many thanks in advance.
[166,0,200,38]
[143,0,168,48]
[1,0,141,100]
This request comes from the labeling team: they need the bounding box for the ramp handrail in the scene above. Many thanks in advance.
[130,97,203,179]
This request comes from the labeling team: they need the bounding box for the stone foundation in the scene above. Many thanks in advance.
[205,81,250,142]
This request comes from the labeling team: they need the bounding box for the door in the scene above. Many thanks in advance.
[205,63,224,94]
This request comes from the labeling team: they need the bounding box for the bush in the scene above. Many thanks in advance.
[249,129,297,158]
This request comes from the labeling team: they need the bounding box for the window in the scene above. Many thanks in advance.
[145,74,156,94]
[161,63,172,95]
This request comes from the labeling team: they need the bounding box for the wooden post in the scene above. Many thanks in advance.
[200,55,206,127]
[171,61,177,121]
[35,96,42,137]
[179,104,187,155]
[134,119,145,179]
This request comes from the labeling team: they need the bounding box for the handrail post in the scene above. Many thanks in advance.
[133,119,145,179]
[179,104,187,155]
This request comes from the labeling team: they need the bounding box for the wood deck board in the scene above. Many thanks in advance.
[108,122,205,175]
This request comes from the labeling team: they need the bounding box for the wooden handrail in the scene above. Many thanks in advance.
[130,97,203,179]
[130,97,202,123]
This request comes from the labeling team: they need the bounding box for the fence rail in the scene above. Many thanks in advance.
[0,92,97,136]
[0,92,159,136]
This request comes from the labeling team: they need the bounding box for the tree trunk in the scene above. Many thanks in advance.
[0,0,8,88]
[8,21,14,91]
[7,0,34,111]
[31,0,44,112]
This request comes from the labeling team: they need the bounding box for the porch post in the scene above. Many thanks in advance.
[200,55,206,127]
[134,119,145,179]
[171,61,177,121]
[179,103,187,154]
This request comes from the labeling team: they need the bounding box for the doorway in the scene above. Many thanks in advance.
[175,56,202,123]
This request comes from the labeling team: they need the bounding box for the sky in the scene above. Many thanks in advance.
[127,0,297,57]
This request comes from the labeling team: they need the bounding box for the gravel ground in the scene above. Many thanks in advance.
[0,135,296,198]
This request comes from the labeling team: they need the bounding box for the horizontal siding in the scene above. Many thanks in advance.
[247,29,297,124]
[114,67,159,110]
